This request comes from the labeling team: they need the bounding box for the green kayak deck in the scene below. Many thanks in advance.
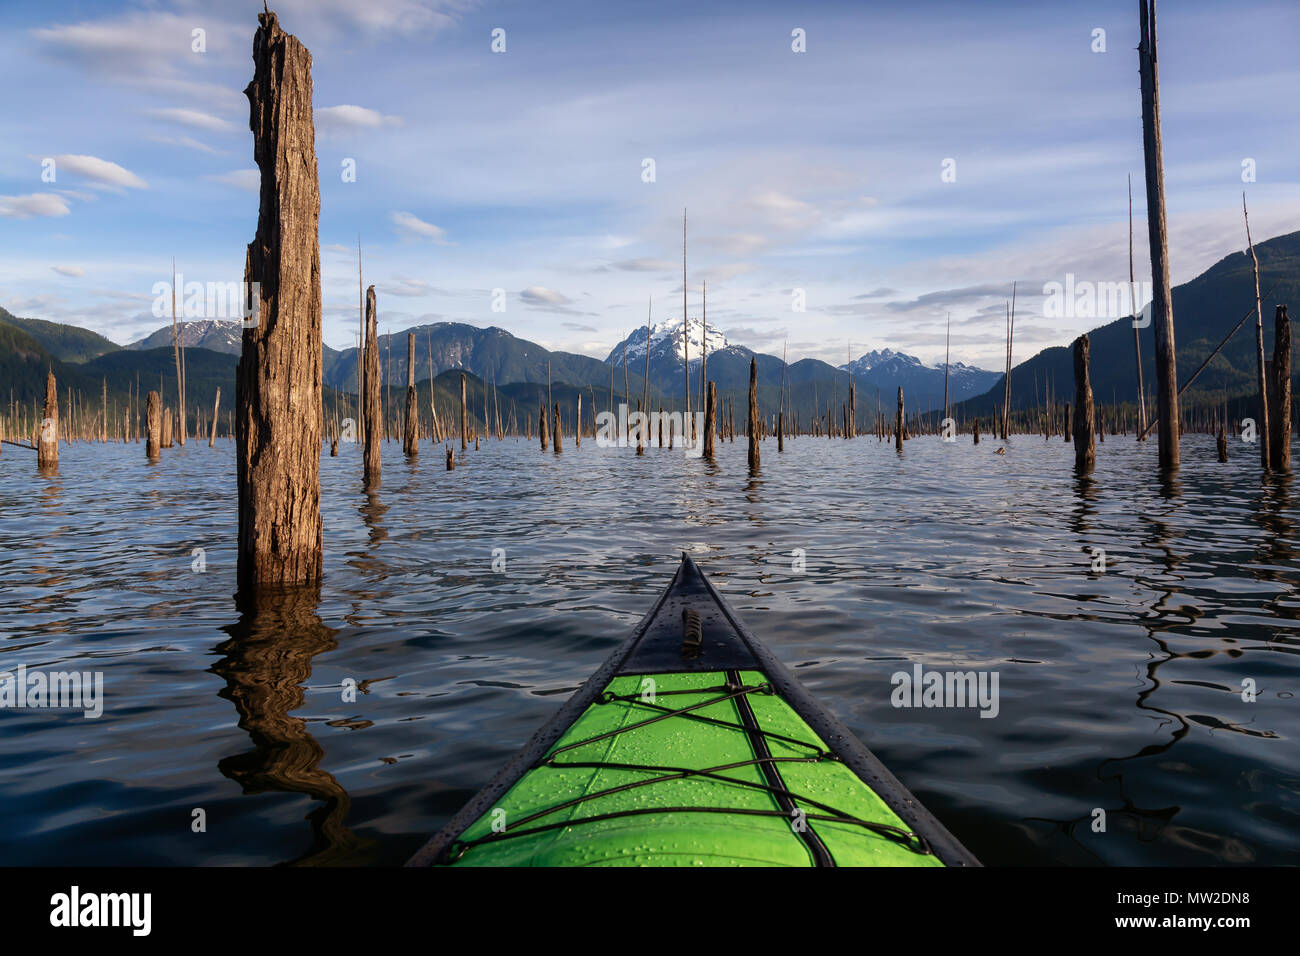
[408,555,977,867]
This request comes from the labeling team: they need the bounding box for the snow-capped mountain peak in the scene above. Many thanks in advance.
[606,315,728,365]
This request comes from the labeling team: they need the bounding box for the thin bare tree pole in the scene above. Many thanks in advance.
[1073,335,1096,474]
[459,372,468,451]
[943,313,951,423]
[357,234,365,446]
[210,387,221,447]
[171,258,186,446]
[1002,284,1016,439]
[363,286,382,481]
[643,296,651,450]
[747,357,759,470]
[1138,0,1180,470]
[778,339,787,452]
[1128,174,1148,440]
[683,208,690,426]
[403,332,418,456]
[700,279,708,412]
[1244,192,1270,471]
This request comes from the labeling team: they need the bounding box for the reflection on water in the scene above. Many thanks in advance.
[0,433,1296,866]
[213,586,366,865]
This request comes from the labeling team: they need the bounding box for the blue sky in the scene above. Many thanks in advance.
[1,0,1298,369]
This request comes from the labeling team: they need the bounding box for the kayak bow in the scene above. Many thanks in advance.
[408,554,979,867]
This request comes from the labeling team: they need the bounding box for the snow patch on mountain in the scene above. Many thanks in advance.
[606,315,728,364]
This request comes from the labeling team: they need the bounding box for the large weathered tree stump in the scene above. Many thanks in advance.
[1072,335,1096,475]
[236,8,323,591]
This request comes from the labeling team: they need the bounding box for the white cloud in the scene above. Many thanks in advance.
[0,193,72,219]
[390,211,450,243]
[50,154,147,191]
[520,287,571,306]
[146,107,234,132]
[316,105,403,133]
[52,265,84,277]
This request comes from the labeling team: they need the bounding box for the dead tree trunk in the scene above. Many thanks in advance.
[1128,174,1148,440]
[403,332,418,457]
[896,387,904,452]
[146,390,161,460]
[363,286,381,481]
[459,373,468,452]
[1245,194,1270,472]
[37,369,58,470]
[747,358,760,471]
[1073,335,1096,475]
[704,381,716,460]
[236,8,323,590]
[162,407,173,448]
[539,401,549,450]
[1270,304,1292,471]
[209,387,221,447]
[553,402,563,453]
[1139,0,1180,470]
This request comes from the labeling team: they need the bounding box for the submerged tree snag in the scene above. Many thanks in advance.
[236,8,323,592]
[363,286,381,481]
[37,369,58,471]
[403,332,419,457]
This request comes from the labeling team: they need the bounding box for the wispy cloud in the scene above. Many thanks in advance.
[0,194,72,219]
[390,211,451,243]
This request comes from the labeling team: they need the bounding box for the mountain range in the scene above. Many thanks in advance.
[4,227,1299,429]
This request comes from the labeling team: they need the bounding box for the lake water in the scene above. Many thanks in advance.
[1,432,1296,865]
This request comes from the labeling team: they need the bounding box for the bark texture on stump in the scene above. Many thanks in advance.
[539,402,549,450]
[37,369,58,470]
[146,390,161,459]
[1270,305,1291,471]
[747,359,760,470]
[162,407,173,448]
[236,8,323,591]
[361,285,382,481]
[704,381,716,459]
[1072,335,1096,475]
[403,332,418,456]
[553,403,563,453]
